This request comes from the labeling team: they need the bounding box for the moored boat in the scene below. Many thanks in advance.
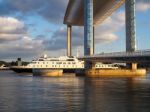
[10,66,32,73]
[32,55,84,76]
[0,64,10,70]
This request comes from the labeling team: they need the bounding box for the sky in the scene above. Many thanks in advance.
[0,0,150,61]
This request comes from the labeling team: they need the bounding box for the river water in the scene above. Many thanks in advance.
[0,70,150,112]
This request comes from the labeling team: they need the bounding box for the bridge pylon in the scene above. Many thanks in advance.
[67,25,72,56]
[125,0,137,69]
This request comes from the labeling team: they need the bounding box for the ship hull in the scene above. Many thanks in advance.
[63,69,76,73]
[10,66,32,73]
[33,68,63,77]
[0,67,10,70]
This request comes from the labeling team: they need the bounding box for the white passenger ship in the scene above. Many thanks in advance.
[31,55,84,69]
[32,55,84,76]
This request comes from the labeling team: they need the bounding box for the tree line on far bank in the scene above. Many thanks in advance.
[0,61,29,67]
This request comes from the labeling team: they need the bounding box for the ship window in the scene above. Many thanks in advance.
[63,62,66,64]
[46,65,48,67]
[57,62,62,64]
[51,59,59,61]
[68,62,71,64]
[67,59,74,61]
[43,62,45,64]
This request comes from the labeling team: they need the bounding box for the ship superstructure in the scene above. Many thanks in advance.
[31,55,84,69]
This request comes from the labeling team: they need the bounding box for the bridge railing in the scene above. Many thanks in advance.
[92,50,150,58]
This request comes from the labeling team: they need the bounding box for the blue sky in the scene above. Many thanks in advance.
[0,0,150,61]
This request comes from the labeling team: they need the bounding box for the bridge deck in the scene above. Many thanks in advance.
[79,50,150,63]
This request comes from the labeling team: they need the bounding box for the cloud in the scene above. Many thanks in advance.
[0,17,26,43]
[0,17,44,60]
[0,0,69,24]
[43,26,84,51]
[0,35,44,60]
[43,11,125,51]
[95,11,125,43]
[136,1,150,12]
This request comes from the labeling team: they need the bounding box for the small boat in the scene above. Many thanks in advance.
[0,64,10,70]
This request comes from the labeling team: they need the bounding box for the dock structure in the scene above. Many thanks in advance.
[64,0,146,77]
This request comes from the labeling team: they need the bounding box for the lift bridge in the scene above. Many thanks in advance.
[64,0,150,69]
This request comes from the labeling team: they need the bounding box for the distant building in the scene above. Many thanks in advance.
[17,58,22,66]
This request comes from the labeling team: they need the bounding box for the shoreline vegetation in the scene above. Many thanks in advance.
[0,61,29,67]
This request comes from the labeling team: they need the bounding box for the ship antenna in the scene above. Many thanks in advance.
[76,47,80,57]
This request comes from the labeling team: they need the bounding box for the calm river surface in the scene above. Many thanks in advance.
[0,70,150,112]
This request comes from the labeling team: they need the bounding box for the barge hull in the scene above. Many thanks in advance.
[85,69,146,77]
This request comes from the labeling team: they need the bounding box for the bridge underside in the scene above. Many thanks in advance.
[79,51,150,63]
[79,56,150,63]
[64,0,125,26]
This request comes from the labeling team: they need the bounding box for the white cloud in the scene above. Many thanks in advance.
[0,17,24,31]
[136,2,150,12]
[0,17,44,60]
[0,17,26,42]
[95,11,125,43]
[0,35,44,60]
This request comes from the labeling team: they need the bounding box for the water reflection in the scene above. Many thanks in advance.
[0,71,150,112]
[84,78,150,112]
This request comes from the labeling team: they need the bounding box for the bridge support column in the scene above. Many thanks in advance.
[125,0,136,52]
[84,0,94,56]
[67,25,72,56]
[132,63,137,70]
[84,0,94,69]
[93,27,95,54]
[125,0,137,69]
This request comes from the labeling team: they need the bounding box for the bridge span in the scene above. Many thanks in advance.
[79,50,150,63]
